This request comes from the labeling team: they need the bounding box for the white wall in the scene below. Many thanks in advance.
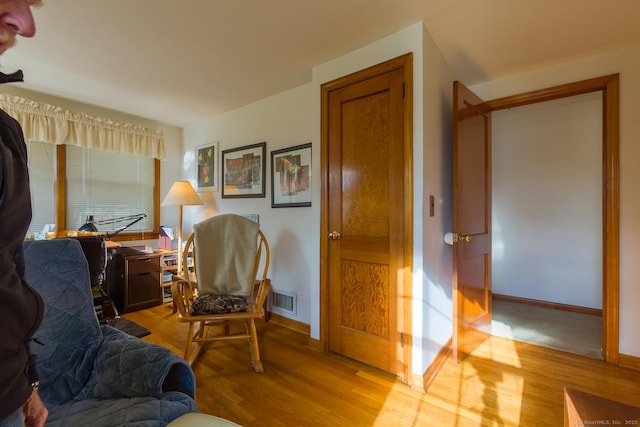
[420,27,455,374]
[183,84,314,324]
[471,43,640,357]
[492,93,602,309]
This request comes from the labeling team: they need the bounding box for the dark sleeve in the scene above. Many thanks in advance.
[17,242,38,385]
[26,346,39,386]
[13,242,25,287]
[0,146,3,206]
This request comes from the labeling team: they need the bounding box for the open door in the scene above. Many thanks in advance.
[452,81,492,363]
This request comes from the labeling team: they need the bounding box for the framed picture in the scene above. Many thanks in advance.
[271,143,312,208]
[221,142,266,198]
[195,142,219,192]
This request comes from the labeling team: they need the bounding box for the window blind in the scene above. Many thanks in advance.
[27,141,55,236]
[66,145,154,234]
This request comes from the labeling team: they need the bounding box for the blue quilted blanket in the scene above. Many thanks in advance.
[24,239,198,426]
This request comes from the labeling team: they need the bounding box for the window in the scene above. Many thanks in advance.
[27,143,159,239]
[27,141,56,236]
[2,95,164,239]
[66,146,155,234]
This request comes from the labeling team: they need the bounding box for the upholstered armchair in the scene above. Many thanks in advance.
[24,239,198,426]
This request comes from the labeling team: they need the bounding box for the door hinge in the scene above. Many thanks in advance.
[402,82,406,98]
[400,332,405,348]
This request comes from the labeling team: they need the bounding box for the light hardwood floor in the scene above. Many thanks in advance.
[124,305,640,426]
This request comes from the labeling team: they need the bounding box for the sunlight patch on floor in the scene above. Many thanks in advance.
[458,345,525,426]
[354,337,528,426]
[479,331,523,369]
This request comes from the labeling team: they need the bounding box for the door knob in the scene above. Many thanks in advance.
[445,232,472,244]
[328,231,341,240]
[454,233,471,243]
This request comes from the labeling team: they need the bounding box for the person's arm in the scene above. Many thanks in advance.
[22,387,47,427]
[23,321,46,427]
[0,146,4,206]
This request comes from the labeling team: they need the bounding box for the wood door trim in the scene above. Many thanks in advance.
[485,74,620,364]
[493,293,603,317]
[320,53,413,383]
[485,75,618,111]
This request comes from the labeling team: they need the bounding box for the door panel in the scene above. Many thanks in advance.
[327,69,404,373]
[453,81,492,363]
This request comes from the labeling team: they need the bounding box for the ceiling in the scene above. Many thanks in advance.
[3,0,640,127]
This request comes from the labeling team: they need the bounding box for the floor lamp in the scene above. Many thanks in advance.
[161,181,203,277]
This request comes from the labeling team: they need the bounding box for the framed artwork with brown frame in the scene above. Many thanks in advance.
[221,142,266,198]
[271,142,312,208]
[195,142,219,192]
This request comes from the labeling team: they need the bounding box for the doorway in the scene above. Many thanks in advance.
[319,54,414,381]
[452,74,619,363]
[491,92,603,359]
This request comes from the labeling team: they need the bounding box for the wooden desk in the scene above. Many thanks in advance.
[109,248,163,313]
[105,240,121,250]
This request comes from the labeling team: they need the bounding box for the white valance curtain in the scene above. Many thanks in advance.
[0,95,166,159]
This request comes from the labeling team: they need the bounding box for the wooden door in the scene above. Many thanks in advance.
[323,59,409,376]
[452,81,492,363]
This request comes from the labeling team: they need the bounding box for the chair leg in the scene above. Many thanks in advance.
[247,318,263,373]
[222,320,230,336]
[185,321,210,366]
[184,322,196,362]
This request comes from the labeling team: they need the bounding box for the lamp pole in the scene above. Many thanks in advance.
[161,181,203,278]
[177,203,184,277]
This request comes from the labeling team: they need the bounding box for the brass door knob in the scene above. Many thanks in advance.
[328,231,341,240]
[454,233,471,243]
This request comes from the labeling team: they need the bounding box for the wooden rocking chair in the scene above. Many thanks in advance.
[171,214,271,372]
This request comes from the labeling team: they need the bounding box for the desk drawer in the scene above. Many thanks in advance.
[127,256,162,275]
[110,251,163,313]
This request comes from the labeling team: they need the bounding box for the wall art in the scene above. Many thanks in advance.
[271,143,312,208]
[221,142,266,198]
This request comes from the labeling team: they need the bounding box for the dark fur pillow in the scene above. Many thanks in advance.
[189,294,249,315]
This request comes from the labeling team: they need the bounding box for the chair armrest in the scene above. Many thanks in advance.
[172,277,198,317]
[88,327,196,399]
[253,278,271,313]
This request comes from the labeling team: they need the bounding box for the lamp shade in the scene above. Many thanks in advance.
[79,215,99,232]
[161,181,203,207]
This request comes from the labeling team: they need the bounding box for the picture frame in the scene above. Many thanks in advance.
[195,142,219,192]
[271,143,312,208]
[221,142,266,198]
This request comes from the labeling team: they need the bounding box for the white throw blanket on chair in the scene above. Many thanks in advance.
[193,214,259,296]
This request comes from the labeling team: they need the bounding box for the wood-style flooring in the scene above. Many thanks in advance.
[124,305,640,426]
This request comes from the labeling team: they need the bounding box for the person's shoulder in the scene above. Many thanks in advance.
[0,108,17,122]
[0,108,22,133]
